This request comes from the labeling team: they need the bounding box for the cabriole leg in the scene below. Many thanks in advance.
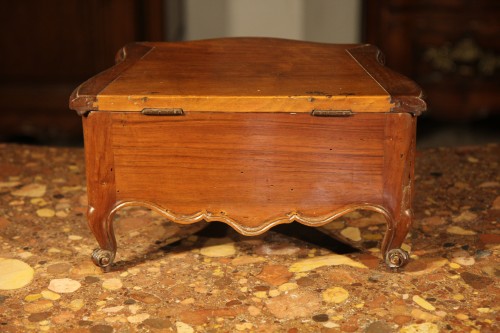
[83,111,118,270]
[381,113,416,269]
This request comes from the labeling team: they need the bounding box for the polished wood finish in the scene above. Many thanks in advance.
[71,38,425,115]
[70,38,425,269]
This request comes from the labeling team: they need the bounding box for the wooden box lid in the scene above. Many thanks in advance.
[70,38,425,116]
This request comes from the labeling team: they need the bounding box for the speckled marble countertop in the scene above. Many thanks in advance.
[0,143,498,333]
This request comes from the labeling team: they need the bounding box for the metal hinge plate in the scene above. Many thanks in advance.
[311,110,353,117]
[141,108,184,116]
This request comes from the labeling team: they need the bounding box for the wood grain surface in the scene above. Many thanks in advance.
[111,112,387,227]
[70,38,425,115]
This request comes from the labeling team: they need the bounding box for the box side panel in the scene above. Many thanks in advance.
[111,112,385,228]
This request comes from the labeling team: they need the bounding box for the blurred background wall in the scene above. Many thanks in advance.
[0,0,498,147]
[184,0,361,43]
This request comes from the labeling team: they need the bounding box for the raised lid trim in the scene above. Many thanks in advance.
[347,45,426,115]
[69,43,154,116]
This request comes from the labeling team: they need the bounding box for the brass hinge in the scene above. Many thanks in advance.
[141,108,184,116]
[311,110,353,117]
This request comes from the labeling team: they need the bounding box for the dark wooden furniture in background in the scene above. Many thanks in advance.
[0,0,167,145]
[364,0,500,120]
[70,38,426,270]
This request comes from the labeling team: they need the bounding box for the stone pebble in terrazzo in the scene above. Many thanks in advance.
[248,305,261,316]
[323,321,340,329]
[323,220,344,230]
[30,198,48,206]
[18,251,33,259]
[48,278,81,293]
[41,290,60,301]
[55,202,71,210]
[102,306,124,313]
[460,272,494,289]
[24,299,54,313]
[231,256,266,265]
[143,318,172,330]
[322,287,349,304]
[256,264,293,286]
[265,290,321,319]
[25,294,42,302]
[365,321,392,333]
[180,297,195,305]
[312,314,329,323]
[235,322,253,331]
[47,263,72,275]
[68,299,85,311]
[68,235,83,241]
[452,210,478,222]
[128,304,142,315]
[130,292,161,304]
[400,322,439,333]
[0,181,21,188]
[56,210,68,218]
[278,282,298,292]
[451,255,475,266]
[28,312,52,323]
[477,307,492,313]
[11,183,46,197]
[256,242,300,255]
[105,315,127,323]
[410,309,440,322]
[90,324,114,333]
[61,185,82,193]
[349,213,387,228]
[268,289,280,297]
[412,295,436,311]
[446,225,477,235]
[70,261,102,277]
[127,313,150,323]
[51,311,75,325]
[479,181,500,188]
[340,226,362,241]
[199,238,236,257]
[36,208,55,218]
[253,291,268,299]
[465,155,479,163]
[176,321,194,333]
[102,278,123,290]
[289,253,367,272]
[8,199,24,206]
[0,258,34,290]
[362,233,383,241]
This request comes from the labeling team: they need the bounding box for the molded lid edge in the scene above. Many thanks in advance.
[69,43,154,116]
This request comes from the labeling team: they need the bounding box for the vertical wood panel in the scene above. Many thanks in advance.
[111,112,386,227]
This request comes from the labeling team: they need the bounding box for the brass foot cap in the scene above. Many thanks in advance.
[385,248,409,269]
[91,249,115,268]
